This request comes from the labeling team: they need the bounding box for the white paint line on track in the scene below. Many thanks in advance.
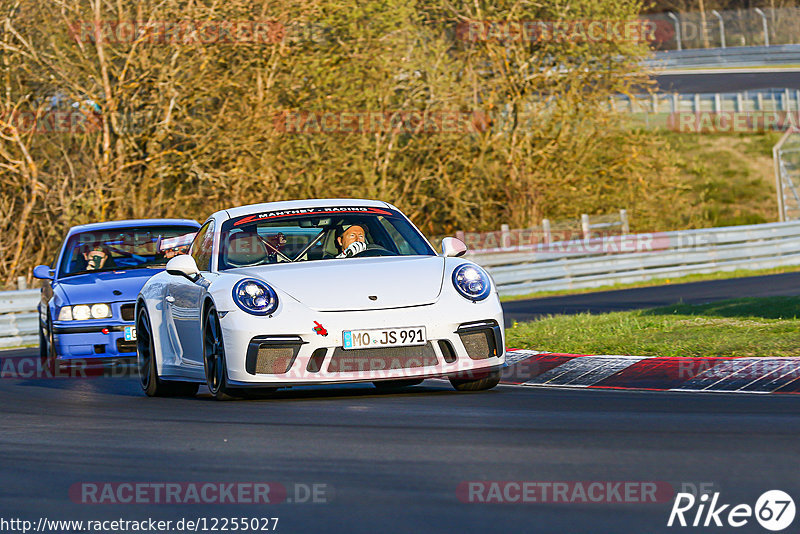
[523,355,643,386]
[673,358,766,391]
[740,361,800,392]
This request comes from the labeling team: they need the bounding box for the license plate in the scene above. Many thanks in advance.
[342,327,426,350]
[124,326,137,341]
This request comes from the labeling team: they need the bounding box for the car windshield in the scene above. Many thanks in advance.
[218,206,435,269]
[58,226,199,277]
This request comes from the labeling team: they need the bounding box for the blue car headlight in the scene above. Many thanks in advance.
[452,264,492,301]
[232,279,279,316]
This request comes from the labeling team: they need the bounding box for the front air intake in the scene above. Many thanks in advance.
[120,303,135,321]
[306,348,328,373]
[457,321,502,360]
[437,340,457,363]
[245,336,304,375]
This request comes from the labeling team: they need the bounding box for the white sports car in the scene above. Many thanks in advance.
[135,199,505,399]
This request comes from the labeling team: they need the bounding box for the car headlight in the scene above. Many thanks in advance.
[72,304,91,321]
[90,303,111,319]
[452,263,492,301]
[57,306,73,321]
[63,303,112,321]
[232,279,279,316]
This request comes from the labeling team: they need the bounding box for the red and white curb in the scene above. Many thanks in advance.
[502,350,800,394]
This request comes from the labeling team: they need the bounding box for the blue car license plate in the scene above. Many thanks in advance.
[124,326,137,341]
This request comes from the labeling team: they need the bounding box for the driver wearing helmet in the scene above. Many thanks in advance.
[336,224,367,258]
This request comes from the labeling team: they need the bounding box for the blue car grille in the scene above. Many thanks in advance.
[120,304,135,322]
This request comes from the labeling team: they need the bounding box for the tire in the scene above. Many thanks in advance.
[203,304,235,401]
[40,311,57,364]
[137,305,199,397]
[38,315,48,361]
[373,378,424,390]
[449,369,501,392]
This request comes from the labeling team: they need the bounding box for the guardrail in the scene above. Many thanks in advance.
[2,221,800,348]
[469,220,800,296]
[0,289,40,349]
[647,44,800,68]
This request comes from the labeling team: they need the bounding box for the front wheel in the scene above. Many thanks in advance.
[39,311,57,363]
[203,305,235,401]
[449,369,501,392]
[38,316,48,361]
[137,305,198,397]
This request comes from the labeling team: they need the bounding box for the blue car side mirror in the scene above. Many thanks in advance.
[33,265,54,280]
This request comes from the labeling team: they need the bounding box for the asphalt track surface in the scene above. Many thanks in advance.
[654,71,800,92]
[3,275,800,533]
[1,372,800,534]
[502,271,800,323]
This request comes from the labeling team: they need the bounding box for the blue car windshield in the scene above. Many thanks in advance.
[58,226,199,277]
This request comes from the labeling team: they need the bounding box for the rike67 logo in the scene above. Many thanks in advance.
[668,490,795,531]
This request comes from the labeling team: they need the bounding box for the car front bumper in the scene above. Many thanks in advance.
[52,322,137,359]
[218,301,506,386]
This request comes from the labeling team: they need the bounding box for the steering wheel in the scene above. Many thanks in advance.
[353,244,399,257]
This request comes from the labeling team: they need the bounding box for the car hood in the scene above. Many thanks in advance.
[56,268,163,305]
[231,256,445,312]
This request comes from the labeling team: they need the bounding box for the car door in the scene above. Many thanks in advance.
[167,220,215,365]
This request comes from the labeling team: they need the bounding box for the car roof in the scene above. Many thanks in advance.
[221,199,394,220]
[66,219,200,236]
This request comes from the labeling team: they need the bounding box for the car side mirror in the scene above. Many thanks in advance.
[166,255,200,280]
[441,237,468,258]
[33,265,54,280]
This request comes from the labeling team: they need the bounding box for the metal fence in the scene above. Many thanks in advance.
[614,88,800,115]
[774,128,800,222]
[611,88,800,132]
[644,7,800,51]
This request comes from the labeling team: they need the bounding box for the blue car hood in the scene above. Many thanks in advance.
[56,268,162,305]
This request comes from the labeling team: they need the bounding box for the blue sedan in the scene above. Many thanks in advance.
[33,219,200,362]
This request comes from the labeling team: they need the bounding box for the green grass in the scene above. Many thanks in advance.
[500,264,800,301]
[505,297,800,358]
